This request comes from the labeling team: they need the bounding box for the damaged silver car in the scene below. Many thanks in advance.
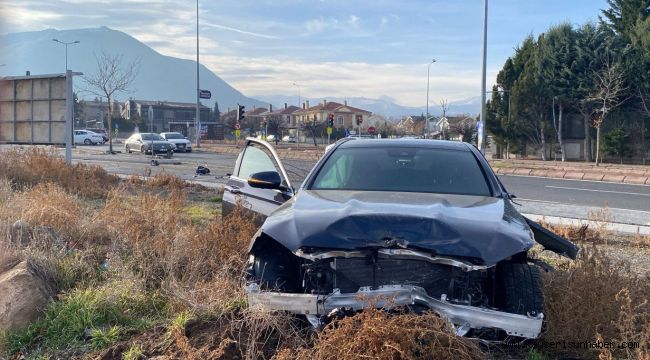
[223,138,579,341]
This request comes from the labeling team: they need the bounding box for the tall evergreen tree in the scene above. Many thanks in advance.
[600,0,650,39]
[573,23,607,161]
[538,23,577,162]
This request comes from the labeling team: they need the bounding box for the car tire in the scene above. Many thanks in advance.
[496,263,544,317]
[186,149,192,153]
[125,145,131,154]
[84,139,92,145]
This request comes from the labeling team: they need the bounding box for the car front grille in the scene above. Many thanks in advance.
[333,257,453,295]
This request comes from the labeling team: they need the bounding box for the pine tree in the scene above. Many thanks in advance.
[600,0,650,39]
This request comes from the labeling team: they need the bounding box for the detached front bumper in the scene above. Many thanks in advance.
[246,284,543,339]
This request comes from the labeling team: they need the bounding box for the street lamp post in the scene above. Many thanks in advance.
[292,82,301,143]
[195,0,201,148]
[479,0,489,152]
[426,59,436,139]
[52,39,80,71]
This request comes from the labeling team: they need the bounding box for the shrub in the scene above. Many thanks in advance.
[275,309,483,360]
[0,148,118,198]
[542,246,650,359]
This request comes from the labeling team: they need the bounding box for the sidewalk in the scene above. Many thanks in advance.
[491,159,650,185]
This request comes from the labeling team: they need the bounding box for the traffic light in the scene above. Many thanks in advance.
[355,114,363,125]
[328,113,334,127]
[238,105,245,121]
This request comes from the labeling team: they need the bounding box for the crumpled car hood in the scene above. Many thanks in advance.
[261,190,534,267]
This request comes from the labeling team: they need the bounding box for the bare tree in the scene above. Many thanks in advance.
[83,52,140,153]
[439,99,449,139]
[589,52,628,166]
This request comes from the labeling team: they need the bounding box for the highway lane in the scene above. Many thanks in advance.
[499,174,650,212]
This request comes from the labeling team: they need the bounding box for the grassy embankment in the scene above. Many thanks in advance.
[0,148,648,360]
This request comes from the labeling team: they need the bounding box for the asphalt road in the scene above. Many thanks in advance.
[499,175,650,212]
[65,144,650,225]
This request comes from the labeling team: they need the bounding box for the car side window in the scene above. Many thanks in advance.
[237,143,281,180]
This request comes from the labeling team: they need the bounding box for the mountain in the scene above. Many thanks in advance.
[0,27,481,118]
[255,95,480,119]
[0,27,266,109]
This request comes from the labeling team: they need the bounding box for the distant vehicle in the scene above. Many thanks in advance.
[282,135,296,143]
[160,132,192,152]
[124,133,176,155]
[256,134,276,142]
[85,128,109,142]
[74,130,105,145]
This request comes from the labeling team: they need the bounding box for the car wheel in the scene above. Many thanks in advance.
[496,263,544,317]
[186,149,192,153]
[84,139,91,145]
[125,145,131,153]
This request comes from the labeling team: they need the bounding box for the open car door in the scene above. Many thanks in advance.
[222,138,294,221]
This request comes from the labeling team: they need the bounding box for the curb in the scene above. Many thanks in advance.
[492,164,650,185]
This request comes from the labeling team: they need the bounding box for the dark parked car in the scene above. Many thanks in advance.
[223,138,578,340]
[124,133,175,155]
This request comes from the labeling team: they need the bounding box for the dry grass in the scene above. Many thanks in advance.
[542,245,650,359]
[275,309,483,360]
[146,172,187,191]
[18,182,82,239]
[100,188,257,312]
[0,148,119,198]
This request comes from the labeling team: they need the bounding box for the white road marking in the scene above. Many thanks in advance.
[545,185,650,197]
[500,173,650,187]
[516,198,560,204]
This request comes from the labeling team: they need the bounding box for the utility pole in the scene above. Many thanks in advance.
[479,0,489,152]
[195,0,201,148]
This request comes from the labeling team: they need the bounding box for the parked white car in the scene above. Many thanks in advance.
[74,130,105,145]
[160,132,192,152]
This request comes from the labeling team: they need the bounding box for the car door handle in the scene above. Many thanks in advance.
[225,185,242,195]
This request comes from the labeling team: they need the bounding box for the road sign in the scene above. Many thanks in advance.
[235,129,241,138]
[367,126,376,135]
[199,90,211,99]
[326,126,333,135]
[235,123,241,130]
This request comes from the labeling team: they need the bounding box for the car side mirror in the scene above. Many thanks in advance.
[185,137,189,140]
[248,171,282,190]
[509,193,517,199]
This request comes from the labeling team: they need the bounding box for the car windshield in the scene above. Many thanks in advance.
[164,133,184,139]
[140,134,163,141]
[311,146,491,196]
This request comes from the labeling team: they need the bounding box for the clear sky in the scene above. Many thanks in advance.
[0,0,608,107]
